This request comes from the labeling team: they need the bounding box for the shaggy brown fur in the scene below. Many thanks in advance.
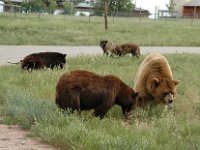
[134,53,180,107]
[21,52,66,70]
[55,70,138,119]
[99,40,140,58]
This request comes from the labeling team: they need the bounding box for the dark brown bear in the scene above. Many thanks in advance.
[55,70,138,119]
[21,52,66,70]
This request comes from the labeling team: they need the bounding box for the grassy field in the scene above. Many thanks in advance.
[1,13,200,46]
[0,54,200,149]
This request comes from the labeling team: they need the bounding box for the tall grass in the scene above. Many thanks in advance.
[1,13,200,46]
[0,54,200,149]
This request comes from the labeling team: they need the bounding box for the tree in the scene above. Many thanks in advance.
[104,0,108,30]
[22,0,30,13]
[63,2,72,14]
[31,0,46,10]
[94,0,134,14]
[22,0,46,12]
[166,0,176,12]
[48,0,57,10]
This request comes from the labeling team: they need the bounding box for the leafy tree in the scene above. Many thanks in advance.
[94,0,134,13]
[63,2,73,14]
[166,0,176,12]
[22,0,31,13]
[29,0,46,10]
[22,0,46,12]
[48,0,57,10]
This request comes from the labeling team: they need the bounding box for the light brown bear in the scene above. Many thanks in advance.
[134,53,180,107]
[99,40,140,58]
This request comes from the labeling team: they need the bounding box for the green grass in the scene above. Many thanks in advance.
[0,54,200,149]
[1,13,200,46]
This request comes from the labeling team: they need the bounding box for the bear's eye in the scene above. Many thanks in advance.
[170,92,175,96]
[164,92,169,96]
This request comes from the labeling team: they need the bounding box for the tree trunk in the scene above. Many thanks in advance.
[104,0,108,30]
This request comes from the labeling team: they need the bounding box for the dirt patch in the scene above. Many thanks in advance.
[0,124,58,150]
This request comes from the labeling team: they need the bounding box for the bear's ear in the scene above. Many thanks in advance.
[151,78,160,89]
[173,80,180,86]
[132,92,139,98]
[63,54,67,58]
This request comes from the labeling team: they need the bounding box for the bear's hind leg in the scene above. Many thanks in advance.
[56,87,81,112]
[69,87,81,112]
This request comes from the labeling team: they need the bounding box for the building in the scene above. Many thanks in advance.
[117,8,150,17]
[2,0,22,12]
[75,2,93,16]
[0,1,4,12]
[173,0,191,16]
[183,0,200,17]
[173,0,200,17]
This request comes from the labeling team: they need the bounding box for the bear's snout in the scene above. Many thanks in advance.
[164,93,174,106]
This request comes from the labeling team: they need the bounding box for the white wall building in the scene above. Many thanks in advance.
[135,0,169,18]
[0,1,4,13]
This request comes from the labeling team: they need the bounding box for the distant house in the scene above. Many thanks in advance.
[173,0,190,17]
[0,1,4,12]
[158,10,179,18]
[183,0,200,18]
[75,2,93,16]
[173,0,200,18]
[2,0,22,12]
[111,8,150,17]
[132,7,150,17]
[4,0,22,5]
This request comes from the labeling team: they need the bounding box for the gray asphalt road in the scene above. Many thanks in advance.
[0,45,200,65]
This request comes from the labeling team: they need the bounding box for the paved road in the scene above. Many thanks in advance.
[0,45,200,65]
